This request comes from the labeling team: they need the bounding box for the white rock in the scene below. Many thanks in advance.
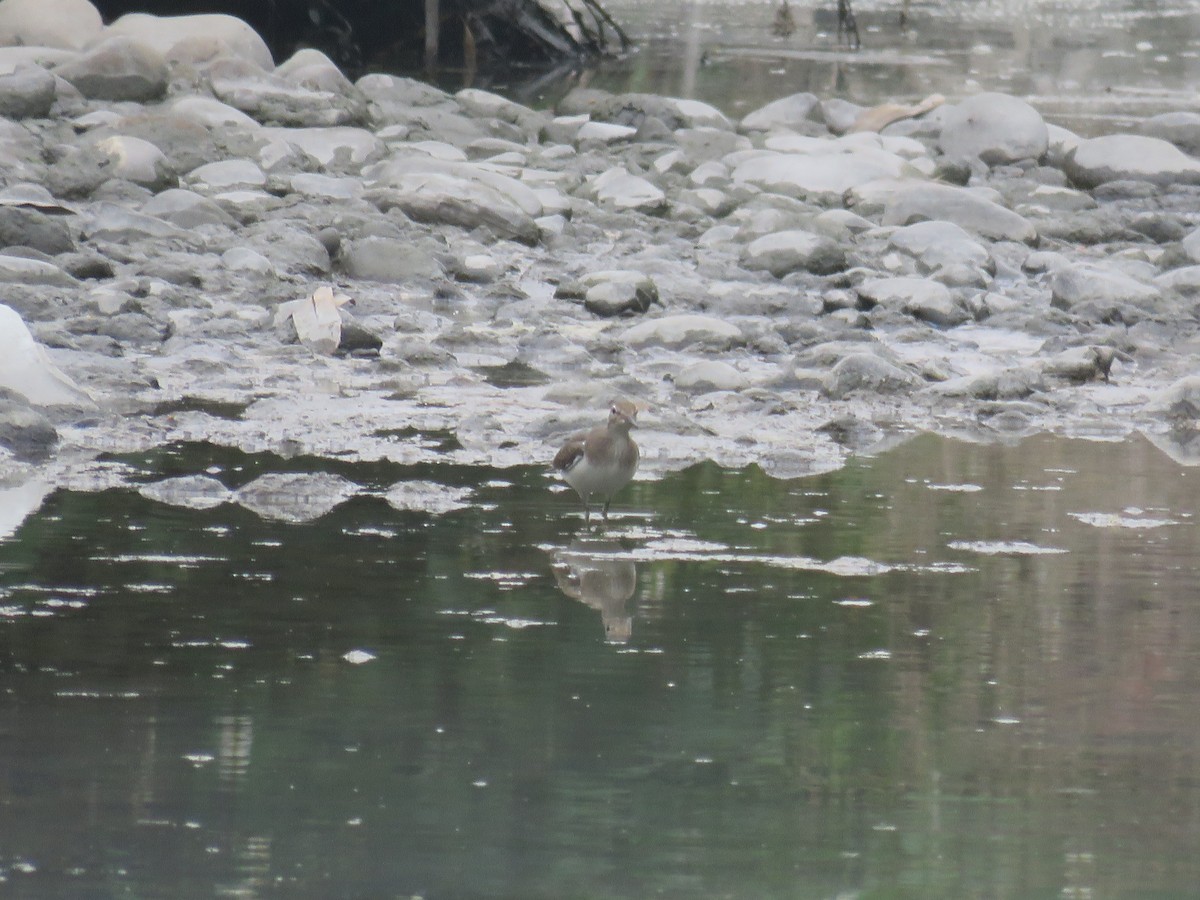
[576,120,636,144]
[937,92,1048,164]
[102,12,273,69]
[674,360,749,392]
[260,125,382,167]
[623,314,742,348]
[0,303,93,406]
[0,0,101,50]
[0,256,77,286]
[222,247,275,275]
[739,92,820,133]
[169,94,260,130]
[1065,134,1200,188]
[186,158,266,191]
[732,148,914,204]
[587,167,666,213]
[882,183,1037,244]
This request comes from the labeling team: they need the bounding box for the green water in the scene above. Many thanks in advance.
[1,433,1198,898]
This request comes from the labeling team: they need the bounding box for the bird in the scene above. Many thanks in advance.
[772,0,796,37]
[552,399,640,525]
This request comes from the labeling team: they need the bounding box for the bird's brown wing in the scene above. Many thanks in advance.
[553,434,587,472]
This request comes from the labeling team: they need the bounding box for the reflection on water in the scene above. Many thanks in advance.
[449,0,1200,137]
[550,538,639,642]
[1,433,1200,896]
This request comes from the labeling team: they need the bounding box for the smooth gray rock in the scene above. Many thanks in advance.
[823,353,921,398]
[141,188,234,229]
[0,206,73,255]
[623,314,742,349]
[104,11,274,69]
[1153,265,1200,296]
[0,65,57,119]
[93,135,177,191]
[742,229,847,277]
[1050,263,1160,312]
[1139,111,1200,157]
[1064,134,1200,189]
[1040,346,1115,383]
[739,92,820,133]
[857,276,970,327]
[339,236,444,282]
[0,255,77,286]
[558,88,731,130]
[732,148,913,205]
[366,177,537,244]
[565,271,659,317]
[674,360,749,392]
[210,64,367,127]
[0,0,103,49]
[1147,375,1200,421]
[81,203,190,243]
[1181,226,1200,264]
[0,393,57,460]
[586,167,666,214]
[882,183,1037,244]
[937,92,1048,165]
[53,36,168,102]
[887,220,991,273]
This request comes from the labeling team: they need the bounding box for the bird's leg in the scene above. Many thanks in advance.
[583,500,591,525]
[602,499,611,522]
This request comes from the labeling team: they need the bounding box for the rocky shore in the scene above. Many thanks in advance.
[3,0,1200,511]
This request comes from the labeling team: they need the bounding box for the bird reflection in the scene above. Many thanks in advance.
[550,538,638,643]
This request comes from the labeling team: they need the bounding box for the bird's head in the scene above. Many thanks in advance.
[608,398,639,430]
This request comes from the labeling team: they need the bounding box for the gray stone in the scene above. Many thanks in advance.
[0,255,77,286]
[1181,226,1200,264]
[185,159,266,192]
[1139,111,1200,157]
[0,206,73,255]
[0,0,102,49]
[674,360,749,392]
[742,229,847,277]
[104,11,274,69]
[1147,375,1200,421]
[937,92,1048,165]
[339,237,444,282]
[210,64,367,128]
[366,176,537,244]
[1049,263,1160,312]
[581,271,658,317]
[857,276,970,327]
[53,36,168,103]
[1040,346,1116,383]
[823,353,921,398]
[739,92,820,133]
[732,148,913,205]
[93,135,177,191]
[1065,134,1200,189]
[623,314,742,349]
[0,393,57,460]
[81,203,190,243]
[888,220,991,273]
[882,183,1037,244]
[586,167,666,214]
[141,188,234,229]
[820,98,865,135]
[0,65,57,119]
[1153,266,1200,296]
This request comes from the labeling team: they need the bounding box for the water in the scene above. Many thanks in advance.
[463,0,1200,137]
[2,433,1199,897]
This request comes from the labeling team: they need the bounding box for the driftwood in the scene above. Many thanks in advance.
[91,0,630,74]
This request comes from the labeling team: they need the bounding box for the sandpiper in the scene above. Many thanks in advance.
[553,399,640,525]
